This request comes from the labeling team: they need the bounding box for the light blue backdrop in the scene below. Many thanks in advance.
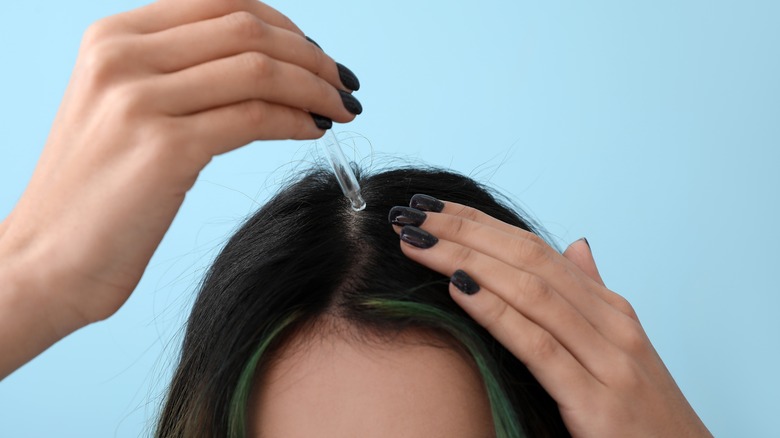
[1,0,778,436]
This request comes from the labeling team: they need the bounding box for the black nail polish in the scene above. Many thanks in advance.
[451,270,480,295]
[581,237,591,249]
[336,63,360,91]
[305,36,322,50]
[409,194,444,213]
[400,226,438,249]
[389,206,427,227]
[310,113,332,130]
[339,90,363,115]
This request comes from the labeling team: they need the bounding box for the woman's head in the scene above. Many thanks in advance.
[156,167,569,438]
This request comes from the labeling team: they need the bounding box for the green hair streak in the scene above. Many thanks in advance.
[227,311,302,438]
[227,299,525,438]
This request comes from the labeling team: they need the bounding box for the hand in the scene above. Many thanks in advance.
[391,196,712,438]
[0,0,360,377]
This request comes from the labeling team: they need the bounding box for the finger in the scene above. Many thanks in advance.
[149,52,358,122]
[561,238,639,320]
[177,100,326,157]
[115,0,304,36]
[563,238,606,286]
[409,199,637,320]
[398,229,621,380]
[446,273,601,403]
[139,12,348,91]
[439,199,530,237]
[397,209,628,339]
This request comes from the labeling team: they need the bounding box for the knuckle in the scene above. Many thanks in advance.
[315,77,334,103]
[512,235,550,268]
[291,111,317,140]
[80,40,127,88]
[241,100,269,125]
[481,300,510,332]
[460,205,482,223]
[82,18,113,45]
[451,245,477,271]
[529,330,559,361]
[308,40,326,71]
[516,274,554,307]
[618,320,649,354]
[108,83,150,119]
[524,232,548,251]
[276,12,299,34]
[613,295,639,320]
[239,52,273,80]
[226,11,267,40]
[449,216,469,238]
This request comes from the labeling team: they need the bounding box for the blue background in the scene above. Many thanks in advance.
[1,0,778,436]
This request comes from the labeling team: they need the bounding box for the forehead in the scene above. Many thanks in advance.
[248,331,495,438]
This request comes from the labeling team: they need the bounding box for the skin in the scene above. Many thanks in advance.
[249,327,495,438]
[0,0,713,436]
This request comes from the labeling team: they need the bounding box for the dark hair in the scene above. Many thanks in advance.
[155,167,570,438]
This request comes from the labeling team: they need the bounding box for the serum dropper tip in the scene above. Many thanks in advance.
[351,197,367,212]
[323,130,367,213]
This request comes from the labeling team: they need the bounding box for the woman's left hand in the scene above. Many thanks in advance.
[391,195,712,438]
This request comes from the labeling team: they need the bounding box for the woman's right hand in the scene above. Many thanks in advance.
[0,0,360,378]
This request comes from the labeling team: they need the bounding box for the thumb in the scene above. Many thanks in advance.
[563,238,606,286]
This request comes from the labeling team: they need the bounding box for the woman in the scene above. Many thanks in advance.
[0,0,712,436]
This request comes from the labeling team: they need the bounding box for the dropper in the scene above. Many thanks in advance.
[323,130,366,212]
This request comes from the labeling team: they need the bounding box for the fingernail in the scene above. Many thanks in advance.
[336,63,361,91]
[310,113,332,130]
[451,270,481,295]
[400,226,438,249]
[339,90,363,115]
[578,237,591,249]
[388,206,427,227]
[305,36,322,50]
[409,194,444,213]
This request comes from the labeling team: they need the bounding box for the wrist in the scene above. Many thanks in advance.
[0,238,81,379]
